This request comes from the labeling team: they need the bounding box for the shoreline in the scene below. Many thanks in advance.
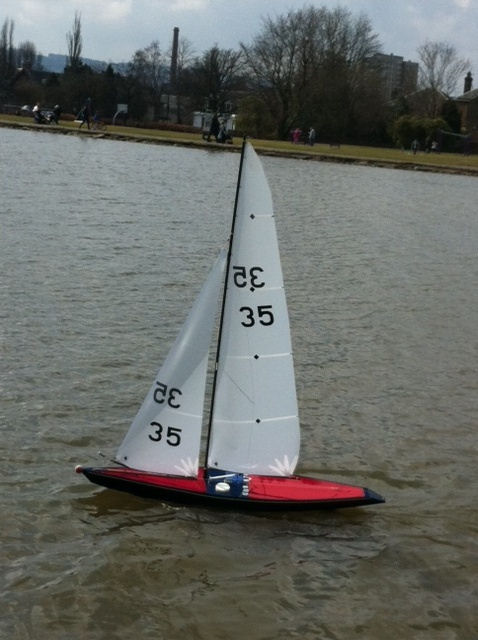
[2,118,477,178]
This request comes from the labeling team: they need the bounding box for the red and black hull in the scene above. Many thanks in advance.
[76,465,384,510]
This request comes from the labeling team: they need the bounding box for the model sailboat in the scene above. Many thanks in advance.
[76,140,384,509]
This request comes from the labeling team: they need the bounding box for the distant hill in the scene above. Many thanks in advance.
[40,53,128,75]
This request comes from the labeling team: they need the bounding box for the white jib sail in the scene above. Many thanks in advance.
[207,143,300,476]
[116,250,226,476]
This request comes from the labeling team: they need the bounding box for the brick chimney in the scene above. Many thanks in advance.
[464,71,473,93]
[170,27,179,88]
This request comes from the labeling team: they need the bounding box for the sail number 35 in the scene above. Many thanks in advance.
[233,265,265,290]
[150,382,183,446]
[233,265,275,327]
[149,422,182,446]
[240,305,274,327]
[154,381,182,408]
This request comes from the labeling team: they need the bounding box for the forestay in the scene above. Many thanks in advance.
[116,250,226,476]
[207,143,300,476]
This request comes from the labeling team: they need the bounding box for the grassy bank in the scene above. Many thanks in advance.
[2,113,477,177]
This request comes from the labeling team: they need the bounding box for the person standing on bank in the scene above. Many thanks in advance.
[79,98,92,130]
[207,113,220,142]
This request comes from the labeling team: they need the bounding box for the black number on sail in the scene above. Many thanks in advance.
[149,421,163,441]
[239,305,275,327]
[149,422,182,446]
[233,266,265,291]
[153,381,182,408]
[166,427,182,447]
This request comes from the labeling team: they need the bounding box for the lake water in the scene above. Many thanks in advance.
[1,128,477,639]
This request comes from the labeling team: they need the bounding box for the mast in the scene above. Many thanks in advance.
[204,137,247,466]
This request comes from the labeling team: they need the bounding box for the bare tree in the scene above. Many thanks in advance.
[418,40,470,113]
[189,45,243,112]
[128,41,166,117]
[240,9,314,138]
[175,37,194,81]
[313,8,382,140]
[0,18,15,81]
[173,36,194,123]
[66,11,83,70]
[241,6,380,139]
[17,40,37,71]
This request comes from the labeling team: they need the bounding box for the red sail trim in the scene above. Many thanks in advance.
[248,475,366,502]
[94,466,207,492]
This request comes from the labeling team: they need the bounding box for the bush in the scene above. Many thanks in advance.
[392,115,449,149]
[236,95,276,139]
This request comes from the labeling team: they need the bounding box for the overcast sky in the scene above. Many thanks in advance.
[3,0,477,91]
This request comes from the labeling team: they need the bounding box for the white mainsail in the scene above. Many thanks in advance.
[207,142,300,476]
[116,250,226,476]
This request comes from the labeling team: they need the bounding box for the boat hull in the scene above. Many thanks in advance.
[76,466,384,510]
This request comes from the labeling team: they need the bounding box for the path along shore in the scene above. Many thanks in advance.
[2,117,477,178]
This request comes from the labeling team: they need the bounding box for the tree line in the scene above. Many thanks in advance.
[0,6,471,146]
